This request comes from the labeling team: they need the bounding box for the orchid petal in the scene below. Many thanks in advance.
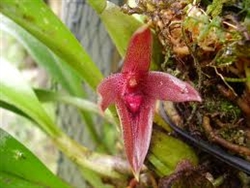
[145,72,202,102]
[122,26,152,74]
[97,73,124,111]
[116,96,155,178]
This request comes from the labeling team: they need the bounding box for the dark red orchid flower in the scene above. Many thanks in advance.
[97,25,202,179]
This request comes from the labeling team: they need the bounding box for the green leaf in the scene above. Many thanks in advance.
[87,0,106,14]
[0,14,107,151]
[0,0,103,89]
[0,128,71,188]
[148,128,198,177]
[99,2,142,57]
[0,61,125,181]
[34,89,115,125]
[0,172,45,188]
[0,14,84,97]
[0,89,116,154]
[94,1,162,69]
[0,58,59,136]
[0,100,33,121]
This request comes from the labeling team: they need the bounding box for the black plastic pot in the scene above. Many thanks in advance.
[159,102,250,175]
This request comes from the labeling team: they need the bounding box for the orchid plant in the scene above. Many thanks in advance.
[1,0,249,187]
[0,0,203,187]
[97,25,202,178]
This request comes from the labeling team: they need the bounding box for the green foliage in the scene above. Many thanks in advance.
[0,14,109,153]
[0,59,59,137]
[34,89,115,125]
[0,0,103,89]
[0,128,70,188]
[148,129,198,177]
[100,2,142,57]
[98,2,162,69]
[0,14,84,97]
[87,0,106,13]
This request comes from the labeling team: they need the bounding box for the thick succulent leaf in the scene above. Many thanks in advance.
[0,128,70,188]
[145,72,202,102]
[122,26,152,73]
[97,73,124,111]
[116,97,155,178]
[148,128,198,177]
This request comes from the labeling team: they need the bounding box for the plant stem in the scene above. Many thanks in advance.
[52,131,131,179]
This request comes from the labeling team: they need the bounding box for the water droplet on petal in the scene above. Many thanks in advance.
[181,86,188,94]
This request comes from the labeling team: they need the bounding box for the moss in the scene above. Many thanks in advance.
[205,96,241,120]
[219,129,246,146]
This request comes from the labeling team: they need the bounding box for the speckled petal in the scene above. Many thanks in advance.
[145,72,202,102]
[97,73,124,111]
[116,96,155,179]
